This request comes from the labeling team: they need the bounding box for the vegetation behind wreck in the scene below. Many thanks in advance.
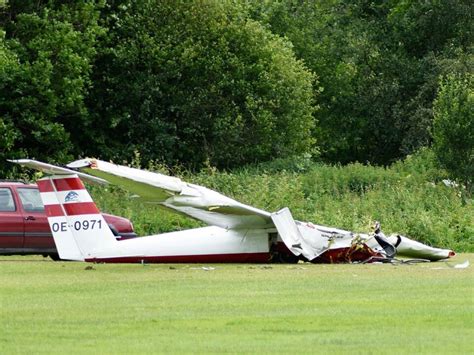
[1,2,472,175]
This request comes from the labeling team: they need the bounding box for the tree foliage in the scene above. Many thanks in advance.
[0,0,472,172]
[250,0,473,164]
[85,0,315,168]
[0,1,105,174]
[433,73,473,191]
[0,0,315,171]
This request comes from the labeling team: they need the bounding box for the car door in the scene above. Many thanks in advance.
[17,187,55,251]
[0,187,24,250]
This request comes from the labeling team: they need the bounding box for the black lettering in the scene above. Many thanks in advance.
[52,223,60,232]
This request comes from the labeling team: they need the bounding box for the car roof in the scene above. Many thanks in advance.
[0,180,37,187]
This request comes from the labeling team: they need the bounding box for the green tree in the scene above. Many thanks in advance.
[0,30,21,175]
[433,73,473,192]
[0,1,105,172]
[87,0,315,168]
[251,0,473,165]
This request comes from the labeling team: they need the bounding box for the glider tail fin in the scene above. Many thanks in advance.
[37,175,117,260]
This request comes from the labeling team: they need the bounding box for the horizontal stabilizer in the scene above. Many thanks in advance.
[9,159,108,185]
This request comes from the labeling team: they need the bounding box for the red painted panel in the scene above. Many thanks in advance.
[23,214,53,249]
[63,202,100,216]
[36,179,54,193]
[0,212,24,248]
[44,204,65,217]
[53,178,85,192]
[86,252,270,264]
[0,187,24,248]
[312,245,381,263]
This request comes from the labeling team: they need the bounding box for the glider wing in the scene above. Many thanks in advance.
[67,159,273,229]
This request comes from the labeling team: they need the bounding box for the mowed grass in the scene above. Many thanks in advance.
[1,255,473,354]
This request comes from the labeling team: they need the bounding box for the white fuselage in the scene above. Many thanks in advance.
[84,225,271,263]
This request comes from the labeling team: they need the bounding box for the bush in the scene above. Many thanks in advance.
[87,0,315,169]
[433,73,474,193]
[0,3,104,171]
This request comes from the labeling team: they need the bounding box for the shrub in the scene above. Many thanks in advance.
[433,73,474,193]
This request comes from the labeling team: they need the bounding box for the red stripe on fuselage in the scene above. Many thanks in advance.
[63,202,99,215]
[53,178,85,191]
[45,204,65,217]
[312,246,381,263]
[86,252,270,264]
[37,179,54,193]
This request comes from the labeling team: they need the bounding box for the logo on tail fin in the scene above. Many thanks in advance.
[65,191,79,202]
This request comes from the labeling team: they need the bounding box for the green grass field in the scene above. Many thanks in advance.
[1,254,473,354]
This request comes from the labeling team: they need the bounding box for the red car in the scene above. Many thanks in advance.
[0,180,136,259]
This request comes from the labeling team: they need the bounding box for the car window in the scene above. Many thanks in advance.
[17,188,45,212]
[0,188,16,212]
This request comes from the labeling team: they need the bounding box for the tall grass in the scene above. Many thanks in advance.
[89,149,473,252]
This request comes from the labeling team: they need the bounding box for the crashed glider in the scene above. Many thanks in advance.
[10,159,455,263]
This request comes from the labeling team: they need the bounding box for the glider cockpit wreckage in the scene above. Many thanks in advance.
[11,159,455,264]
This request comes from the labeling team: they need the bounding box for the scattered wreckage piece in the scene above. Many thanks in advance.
[10,159,455,264]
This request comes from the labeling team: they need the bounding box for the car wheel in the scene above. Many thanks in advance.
[49,254,61,261]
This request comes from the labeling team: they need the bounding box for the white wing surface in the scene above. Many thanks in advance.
[67,159,273,229]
